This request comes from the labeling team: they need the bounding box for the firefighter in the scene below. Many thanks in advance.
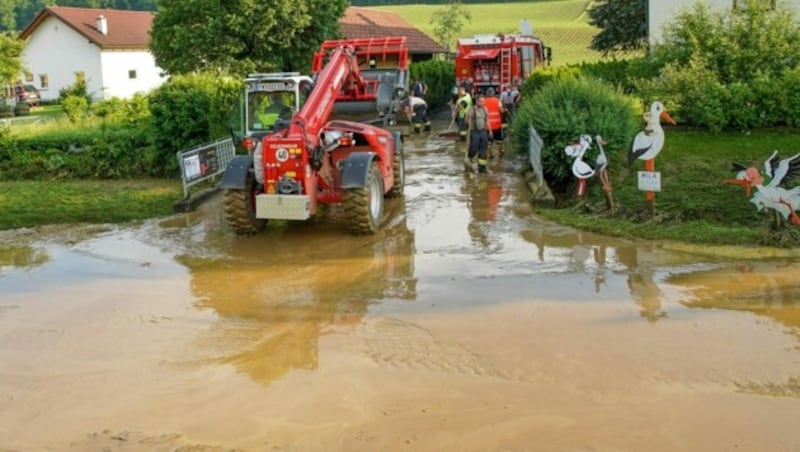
[454,86,473,141]
[465,94,491,174]
[254,92,293,130]
[402,95,430,133]
[483,87,504,157]
[500,84,518,117]
[412,77,428,99]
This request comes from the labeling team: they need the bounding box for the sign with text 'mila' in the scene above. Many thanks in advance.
[637,171,661,192]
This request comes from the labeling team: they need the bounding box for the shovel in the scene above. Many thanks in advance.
[437,116,460,139]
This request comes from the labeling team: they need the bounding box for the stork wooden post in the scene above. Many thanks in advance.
[629,102,676,218]
[595,135,615,211]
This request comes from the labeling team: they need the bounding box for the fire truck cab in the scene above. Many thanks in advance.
[454,24,551,95]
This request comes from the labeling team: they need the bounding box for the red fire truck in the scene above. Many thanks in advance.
[454,27,551,95]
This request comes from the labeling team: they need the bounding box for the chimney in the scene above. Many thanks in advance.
[96,15,108,35]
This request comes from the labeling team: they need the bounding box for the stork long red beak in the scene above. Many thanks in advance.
[660,111,677,126]
[722,178,752,198]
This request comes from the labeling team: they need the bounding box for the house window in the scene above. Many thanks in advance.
[24,72,33,82]
[75,71,85,84]
[128,70,137,79]
[39,74,49,88]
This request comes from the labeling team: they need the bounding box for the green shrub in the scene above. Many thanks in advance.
[62,95,91,124]
[780,67,800,127]
[523,58,662,99]
[644,0,800,130]
[148,73,220,177]
[0,126,151,180]
[59,79,92,104]
[637,57,728,131]
[509,76,640,195]
[91,94,150,128]
[208,76,242,141]
[409,58,455,111]
[0,104,13,118]
[522,65,582,97]
[13,101,30,116]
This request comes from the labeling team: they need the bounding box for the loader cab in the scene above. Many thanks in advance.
[229,73,314,151]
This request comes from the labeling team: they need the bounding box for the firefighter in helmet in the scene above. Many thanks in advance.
[454,86,473,141]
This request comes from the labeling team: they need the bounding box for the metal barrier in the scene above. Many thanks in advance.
[176,137,236,199]
[528,126,544,184]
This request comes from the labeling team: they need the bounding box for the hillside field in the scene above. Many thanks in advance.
[373,0,607,66]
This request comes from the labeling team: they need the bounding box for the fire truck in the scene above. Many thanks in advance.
[221,40,406,235]
[454,21,551,94]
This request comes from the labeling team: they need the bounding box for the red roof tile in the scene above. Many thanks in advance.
[19,6,444,55]
[19,6,153,49]
[341,7,445,54]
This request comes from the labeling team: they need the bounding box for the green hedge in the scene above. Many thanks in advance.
[509,76,640,195]
[409,59,455,111]
[148,73,242,177]
[0,126,151,180]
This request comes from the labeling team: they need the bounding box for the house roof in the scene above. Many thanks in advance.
[18,6,153,50]
[340,7,445,54]
[18,5,444,55]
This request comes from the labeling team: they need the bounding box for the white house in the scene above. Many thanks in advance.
[649,0,800,44]
[18,6,166,102]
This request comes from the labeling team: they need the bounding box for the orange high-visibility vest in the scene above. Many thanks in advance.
[484,96,503,130]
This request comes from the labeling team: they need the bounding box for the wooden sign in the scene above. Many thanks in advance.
[637,171,661,192]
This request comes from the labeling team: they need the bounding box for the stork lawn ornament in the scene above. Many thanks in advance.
[563,134,614,210]
[564,134,594,198]
[595,135,615,210]
[628,101,676,215]
[724,151,800,227]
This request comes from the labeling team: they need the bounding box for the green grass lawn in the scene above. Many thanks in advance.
[0,179,182,230]
[532,128,800,247]
[374,0,611,66]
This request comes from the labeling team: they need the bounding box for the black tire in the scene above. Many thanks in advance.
[343,162,384,234]
[223,170,266,234]
[386,148,405,198]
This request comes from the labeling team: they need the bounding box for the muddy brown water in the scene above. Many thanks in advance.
[2,127,800,451]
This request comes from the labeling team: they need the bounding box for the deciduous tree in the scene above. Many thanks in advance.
[588,0,647,56]
[150,0,347,76]
[0,31,23,90]
[430,0,471,53]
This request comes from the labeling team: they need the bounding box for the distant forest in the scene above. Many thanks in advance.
[1,0,156,32]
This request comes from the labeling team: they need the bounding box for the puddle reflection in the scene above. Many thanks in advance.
[0,245,49,275]
[464,173,503,248]
[176,211,417,385]
[667,262,800,330]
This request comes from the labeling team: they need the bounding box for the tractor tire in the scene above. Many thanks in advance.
[386,148,405,198]
[223,170,266,235]
[343,162,384,234]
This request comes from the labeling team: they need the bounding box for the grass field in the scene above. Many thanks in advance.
[373,0,608,66]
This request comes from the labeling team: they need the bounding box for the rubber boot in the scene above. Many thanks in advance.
[463,156,474,173]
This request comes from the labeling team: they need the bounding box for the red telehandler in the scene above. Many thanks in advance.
[221,42,405,235]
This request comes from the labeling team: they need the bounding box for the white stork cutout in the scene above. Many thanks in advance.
[564,134,594,197]
[725,151,800,226]
[628,101,676,203]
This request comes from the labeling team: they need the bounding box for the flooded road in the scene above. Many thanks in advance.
[2,128,800,451]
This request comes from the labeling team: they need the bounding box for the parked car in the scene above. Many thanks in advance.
[14,84,40,106]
